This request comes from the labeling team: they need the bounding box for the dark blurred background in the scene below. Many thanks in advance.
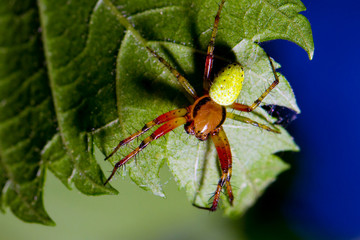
[1,0,359,239]
[261,0,360,239]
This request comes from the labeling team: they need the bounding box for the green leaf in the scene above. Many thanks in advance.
[0,1,56,225]
[0,0,117,225]
[0,0,313,223]
[92,0,308,214]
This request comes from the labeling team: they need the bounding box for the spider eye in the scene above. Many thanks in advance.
[209,63,244,106]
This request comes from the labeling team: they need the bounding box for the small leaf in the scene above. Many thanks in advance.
[196,0,314,59]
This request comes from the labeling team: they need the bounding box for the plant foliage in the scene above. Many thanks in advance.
[0,0,313,224]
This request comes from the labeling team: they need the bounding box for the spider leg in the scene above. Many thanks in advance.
[104,117,187,185]
[231,55,280,112]
[105,108,187,160]
[227,112,280,133]
[203,0,226,92]
[146,46,198,100]
[209,126,233,211]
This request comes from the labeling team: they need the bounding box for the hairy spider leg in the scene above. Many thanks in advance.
[231,55,280,112]
[208,126,233,211]
[104,117,187,185]
[146,46,198,100]
[105,108,188,161]
[203,0,226,92]
[226,112,280,133]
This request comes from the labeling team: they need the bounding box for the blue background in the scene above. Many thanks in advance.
[264,0,360,239]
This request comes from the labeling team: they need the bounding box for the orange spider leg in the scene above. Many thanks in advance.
[104,117,187,185]
[146,46,198,100]
[231,55,279,112]
[203,0,226,92]
[105,108,188,160]
[227,112,280,133]
[209,126,233,211]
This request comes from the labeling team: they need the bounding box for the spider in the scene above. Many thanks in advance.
[104,0,280,211]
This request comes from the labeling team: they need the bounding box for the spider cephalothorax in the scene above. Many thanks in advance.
[104,0,280,211]
[184,95,226,141]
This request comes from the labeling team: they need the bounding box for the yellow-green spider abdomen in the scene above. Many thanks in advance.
[209,63,244,106]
